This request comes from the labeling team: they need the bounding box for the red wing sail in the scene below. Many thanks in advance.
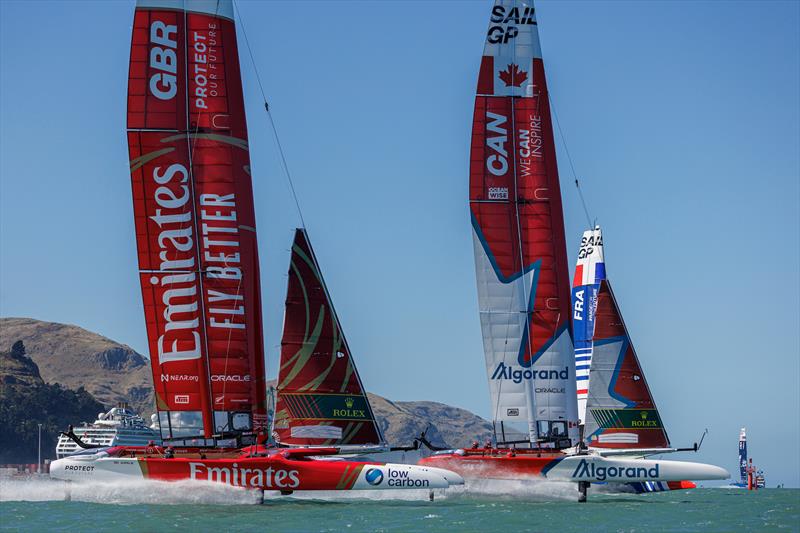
[584,281,670,448]
[127,0,266,440]
[272,229,383,447]
[470,0,578,442]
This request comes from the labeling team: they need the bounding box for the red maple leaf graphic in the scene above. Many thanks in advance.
[499,63,528,87]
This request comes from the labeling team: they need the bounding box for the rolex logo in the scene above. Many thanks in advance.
[640,411,648,419]
[345,397,354,409]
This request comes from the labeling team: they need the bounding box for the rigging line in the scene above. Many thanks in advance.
[232,0,308,230]
[547,92,594,229]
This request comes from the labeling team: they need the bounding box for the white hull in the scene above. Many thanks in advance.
[545,455,729,483]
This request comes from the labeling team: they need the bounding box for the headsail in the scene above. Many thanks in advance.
[470,0,577,445]
[127,0,267,440]
[573,227,670,448]
[272,229,384,447]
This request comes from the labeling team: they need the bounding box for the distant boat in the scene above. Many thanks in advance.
[55,403,160,459]
[728,428,766,489]
[419,0,728,501]
[49,0,462,495]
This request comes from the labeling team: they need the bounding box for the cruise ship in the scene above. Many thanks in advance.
[55,402,160,458]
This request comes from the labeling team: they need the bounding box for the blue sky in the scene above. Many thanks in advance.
[1,1,797,486]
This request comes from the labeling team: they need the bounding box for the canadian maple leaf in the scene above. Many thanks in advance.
[499,63,528,87]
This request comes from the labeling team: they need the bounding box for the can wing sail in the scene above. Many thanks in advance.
[273,229,384,447]
[127,0,267,440]
[582,276,670,448]
[470,0,577,442]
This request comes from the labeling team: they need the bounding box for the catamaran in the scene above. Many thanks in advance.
[49,0,463,495]
[418,0,727,500]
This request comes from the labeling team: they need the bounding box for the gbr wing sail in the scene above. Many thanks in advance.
[272,229,384,447]
[571,227,670,448]
[127,0,267,440]
[470,0,577,444]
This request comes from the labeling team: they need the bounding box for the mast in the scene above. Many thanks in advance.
[126,0,267,442]
[272,229,384,447]
[470,0,578,446]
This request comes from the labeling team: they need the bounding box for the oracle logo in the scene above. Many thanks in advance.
[211,375,252,382]
[149,21,178,100]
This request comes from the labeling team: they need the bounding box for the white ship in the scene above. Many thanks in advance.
[55,402,160,458]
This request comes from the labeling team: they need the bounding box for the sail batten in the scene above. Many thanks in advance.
[471,0,578,445]
[273,229,384,447]
[127,0,266,441]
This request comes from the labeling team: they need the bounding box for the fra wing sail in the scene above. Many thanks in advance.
[127,0,267,440]
[273,229,384,447]
[571,227,605,425]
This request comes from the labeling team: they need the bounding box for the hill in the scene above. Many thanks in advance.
[0,342,105,463]
[0,318,154,416]
[0,317,496,449]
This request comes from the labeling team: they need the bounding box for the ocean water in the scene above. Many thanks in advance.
[0,477,797,532]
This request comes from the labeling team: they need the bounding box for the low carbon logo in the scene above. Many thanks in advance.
[365,468,384,486]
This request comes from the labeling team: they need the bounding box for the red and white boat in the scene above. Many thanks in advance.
[49,0,462,495]
[419,0,727,500]
[50,445,460,493]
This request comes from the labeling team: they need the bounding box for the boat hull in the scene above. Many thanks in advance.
[50,449,463,491]
[419,449,728,483]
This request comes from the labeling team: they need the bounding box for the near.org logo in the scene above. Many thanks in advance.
[365,468,384,486]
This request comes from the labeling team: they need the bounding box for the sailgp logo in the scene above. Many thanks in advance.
[491,363,568,384]
[571,459,660,481]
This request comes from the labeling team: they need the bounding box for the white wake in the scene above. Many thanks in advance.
[0,475,579,505]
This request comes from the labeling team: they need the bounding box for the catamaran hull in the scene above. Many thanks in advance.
[50,455,463,492]
[420,451,728,484]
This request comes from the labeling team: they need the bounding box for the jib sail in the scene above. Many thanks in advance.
[127,0,267,440]
[574,227,670,448]
[470,0,578,444]
[272,229,384,447]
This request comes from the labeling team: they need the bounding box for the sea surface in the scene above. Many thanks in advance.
[0,477,797,532]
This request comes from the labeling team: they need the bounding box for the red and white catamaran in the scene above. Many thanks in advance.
[49,0,462,495]
[418,0,727,500]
